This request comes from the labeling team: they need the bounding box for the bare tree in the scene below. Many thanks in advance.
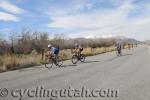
[52,33,66,49]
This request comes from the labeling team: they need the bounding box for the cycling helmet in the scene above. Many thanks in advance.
[48,44,52,48]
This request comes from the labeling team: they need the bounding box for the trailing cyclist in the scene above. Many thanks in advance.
[71,43,85,64]
[116,42,122,56]
[73,43,83,56]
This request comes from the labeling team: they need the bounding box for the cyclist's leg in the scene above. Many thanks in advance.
[54,49,60,65]
[119,47,121,55]
[77,51,81,59]
[120,48,122,55]
[117,48,120,56]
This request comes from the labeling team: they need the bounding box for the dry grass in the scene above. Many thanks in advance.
[0,45,133,72]
[60,49,72,60]
[0,54,42,71]
[83,46,115,56]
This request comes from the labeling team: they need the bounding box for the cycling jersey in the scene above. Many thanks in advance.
[50,47,59,55]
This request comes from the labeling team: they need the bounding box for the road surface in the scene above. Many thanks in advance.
[0,45,150,100]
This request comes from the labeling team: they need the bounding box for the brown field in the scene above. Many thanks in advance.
[0,46,116,72]
[0,45,136,72]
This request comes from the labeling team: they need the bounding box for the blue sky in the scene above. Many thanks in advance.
[0,0,150,40]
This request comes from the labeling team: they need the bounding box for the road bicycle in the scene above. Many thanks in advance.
[45,55,63,69]
[72,53,85,64]
[116,47,122,56]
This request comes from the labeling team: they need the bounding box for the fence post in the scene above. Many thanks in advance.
[42,49,44,61]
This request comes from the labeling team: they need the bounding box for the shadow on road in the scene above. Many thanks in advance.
[61,64,77,68]
[84,60,100,63]
[121,54,132,56]
[19,54,132,71]
[19,65,44,72]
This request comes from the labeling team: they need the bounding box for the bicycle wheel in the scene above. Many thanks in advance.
[116,49,121,56]
[80,54,85,62]
[72,55,78,64]
[45,58,53,69]
[119,50,122,56]
[56,56,63,67]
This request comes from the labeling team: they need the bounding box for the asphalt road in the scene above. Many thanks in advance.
[0,45,150,100]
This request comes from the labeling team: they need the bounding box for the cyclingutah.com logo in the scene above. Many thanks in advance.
[0,86,119,100]
[0,88,8,97]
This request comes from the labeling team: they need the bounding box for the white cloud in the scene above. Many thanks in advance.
[48,1,133,30]
[47,0,150,40]
[45,0,94,16]
[0,12,20,22]
[69,15,150,40]
[0,1,26,14]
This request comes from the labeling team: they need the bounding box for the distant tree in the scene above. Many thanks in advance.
[52,33,66,49]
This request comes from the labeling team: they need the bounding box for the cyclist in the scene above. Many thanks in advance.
[116,42,122,56]
[45,44,63,67]
[48,44,60,58]
[73,43,83,56]
[71,43,85,64]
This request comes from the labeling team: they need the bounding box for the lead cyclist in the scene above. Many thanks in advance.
[48,44,60,59]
